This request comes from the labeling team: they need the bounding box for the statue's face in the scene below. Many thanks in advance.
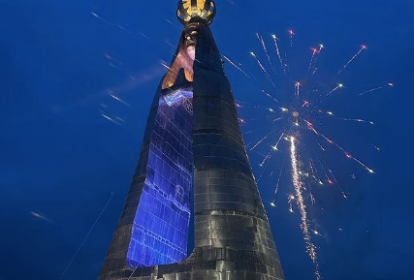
[184,25,198,61]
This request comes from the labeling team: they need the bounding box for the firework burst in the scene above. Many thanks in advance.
[227,29,393,280]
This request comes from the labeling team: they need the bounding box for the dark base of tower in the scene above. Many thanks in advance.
[99,248,284,280]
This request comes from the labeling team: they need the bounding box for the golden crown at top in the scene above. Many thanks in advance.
[177,0,216,25]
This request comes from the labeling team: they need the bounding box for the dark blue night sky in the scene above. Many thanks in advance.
[1,0,413,279]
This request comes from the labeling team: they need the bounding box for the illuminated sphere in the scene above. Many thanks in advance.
[177,0,216,25]
[292,111,299,118]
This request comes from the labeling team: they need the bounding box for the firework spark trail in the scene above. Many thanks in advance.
[358,82,394,96]
[271,164,285,207]
[316,140,326,152]
[251,52,277,88]
[307,48,318,75]
[160,60,175,72]
[91,10,135,35]
[321,163,334,185]
[30,212,53,223]
[306,122,374,174]
[309,159,323,185]
[238,118,247,124]
[250,131,274,151]
[252,130,284,169]
[104,53,124,69]
[222,55,251,78]
[358,86,383,96]
[235,100,262,109]
[257,165,270,183]
[127,268,138,280]
[313,44,324,64]
[110,94,131,107]
[259,153,272,167]
[250,52,268,74]
[289,136,321,280]
[246,115,277,122]
[327,169,348,199]
[316,157,332,184]
[92,10,154,41]
[337,117,374,125]
[310,191,316,205]
[271,35,286,73]
[288,29,295,47]
[272,132,285,151]
[91,11,115,26]
[243,126,268,136]
[245,141,255,150]
[262,90,280,104]
[244,115,270,122]
[309,160,316,181]
[295,82,301,99]
[164,39,177,50]
[101,114,123,126]
[338,45,367,75]
[288,194,295,213]
[283,52,290,72]
[256,32,276,74]
[311,44,324,76]
[326,83,344,96]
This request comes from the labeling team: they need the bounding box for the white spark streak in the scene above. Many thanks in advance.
[290,136,322,280]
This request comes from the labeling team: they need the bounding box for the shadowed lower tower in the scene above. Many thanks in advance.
[99,1,285,279]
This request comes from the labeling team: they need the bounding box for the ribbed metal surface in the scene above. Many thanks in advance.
[98,22,285,280]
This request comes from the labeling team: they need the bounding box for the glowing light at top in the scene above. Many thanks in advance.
[177,0,216,25]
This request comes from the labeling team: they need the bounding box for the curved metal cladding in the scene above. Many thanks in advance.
[188,24,285,280]
[99,19,285,280]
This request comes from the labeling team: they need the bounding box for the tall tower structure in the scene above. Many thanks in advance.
[99,1,285,279]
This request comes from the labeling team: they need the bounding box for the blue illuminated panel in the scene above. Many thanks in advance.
[160,89,193,106]
[127,91,194,267]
